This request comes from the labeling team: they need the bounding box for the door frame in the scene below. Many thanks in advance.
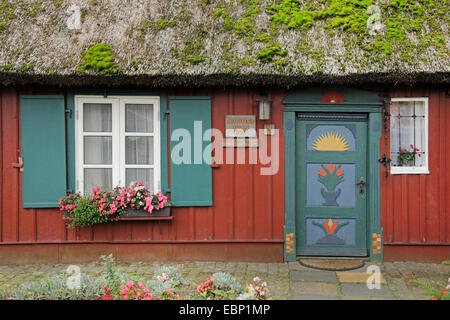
[282,87,384,262]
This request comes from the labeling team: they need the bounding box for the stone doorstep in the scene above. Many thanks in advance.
[336,272,387,284]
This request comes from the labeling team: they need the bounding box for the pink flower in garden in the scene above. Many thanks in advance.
[157,273,172,283]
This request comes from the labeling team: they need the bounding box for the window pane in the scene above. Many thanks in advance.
[414,101,425,116]
[414,117,425,153]
[84,136,112,164]
[390,116,400,154]
[125,104,153,133]
[84,168,112,194]
[391,151,400,166]
[125,136,154,165]
[399,101,414,116]
[399,116,413,150]
[390,102,400,116]
[126,168,154,193]
[83,103,112,132]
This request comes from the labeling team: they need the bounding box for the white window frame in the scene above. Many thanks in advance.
[390,97,429,175]
[75,95,161,194]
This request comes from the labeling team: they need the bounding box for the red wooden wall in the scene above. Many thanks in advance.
[381,86,450,261]
[0,86,285,263]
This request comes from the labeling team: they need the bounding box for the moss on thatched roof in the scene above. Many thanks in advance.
[0,0,448,87]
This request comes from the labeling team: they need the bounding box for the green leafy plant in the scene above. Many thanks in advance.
[399,144,420,164]
[409,278,450,300]
[67,196,108,228]
[8,273,104,300]
[100,254,132,297]
[212,272,243,293]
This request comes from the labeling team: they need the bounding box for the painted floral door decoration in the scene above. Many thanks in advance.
[318,164,344,206]
[311,218,350,245]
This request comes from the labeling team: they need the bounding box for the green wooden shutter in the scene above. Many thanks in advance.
[20,95,67,208]
[169,97,212,206]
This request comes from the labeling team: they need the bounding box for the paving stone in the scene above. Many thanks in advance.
[289,270,338,283]
[290,294,339,300]
[278,263,289,273]
[289,281,339,296]
[340,296,394,300]
[385,277,415,300]
[336,272,387,284]
[288,261,319,271]
[341,283,394,298]
[267,263,279,274]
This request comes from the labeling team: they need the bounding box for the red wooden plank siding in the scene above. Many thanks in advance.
[1,87,19,242]
[381,86,449,245]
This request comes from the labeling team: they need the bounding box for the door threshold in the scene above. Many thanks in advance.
[296,256,370,261]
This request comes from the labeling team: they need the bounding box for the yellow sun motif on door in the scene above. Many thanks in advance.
[312,131,350,151]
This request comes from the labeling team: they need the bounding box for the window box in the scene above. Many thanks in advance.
[118,206,172,220]
[63,206,172,221]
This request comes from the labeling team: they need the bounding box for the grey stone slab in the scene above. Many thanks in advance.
[289,270,338,283]
[341,283,394,298]
[290,294,339,300]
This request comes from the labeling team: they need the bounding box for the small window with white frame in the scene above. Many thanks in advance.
[75,96,160,194]
[390,97,428,174]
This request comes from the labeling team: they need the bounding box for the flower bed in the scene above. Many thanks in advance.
[1,254,271,301]
[59,182,171,227]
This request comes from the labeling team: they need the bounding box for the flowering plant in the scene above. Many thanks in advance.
[101,285,114,300]
[399,144,420,163]
[58,192,81,213]
[91,187,124,216]
[237,277,269,300]
[195,277,239,300]
[155,289,181,300]
[197,278,215,299]
[59,181,170,227]
[119,280,153,300]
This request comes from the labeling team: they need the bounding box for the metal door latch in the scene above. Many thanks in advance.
[356,177,365,194]
[12,156,24,172]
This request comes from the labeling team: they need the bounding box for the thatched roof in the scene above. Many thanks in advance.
[0,0,448,87]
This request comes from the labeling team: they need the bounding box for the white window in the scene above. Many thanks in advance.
[390,97,429,174]
[75,96,160,194]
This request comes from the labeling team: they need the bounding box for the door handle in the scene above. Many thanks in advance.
[356,177,365,194]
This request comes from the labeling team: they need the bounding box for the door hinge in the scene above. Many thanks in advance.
[65,109,73,118]
[164,110,170,119]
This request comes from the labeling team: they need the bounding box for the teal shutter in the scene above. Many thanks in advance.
[169,97,212,206]
[20,95,67,208]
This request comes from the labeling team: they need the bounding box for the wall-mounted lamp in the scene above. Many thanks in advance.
[257,98,272,120]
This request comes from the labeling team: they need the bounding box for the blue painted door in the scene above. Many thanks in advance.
[296,113,368,256]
